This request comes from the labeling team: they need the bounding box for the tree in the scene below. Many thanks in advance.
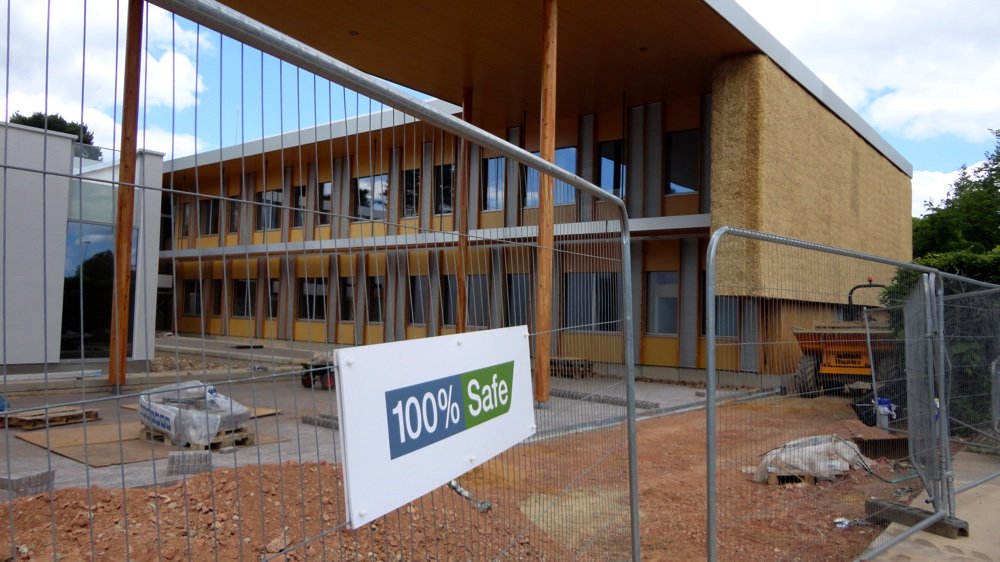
[912,129,1000,262]
[9,111,103,160]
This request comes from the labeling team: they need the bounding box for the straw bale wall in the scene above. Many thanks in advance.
[709,54,911,303]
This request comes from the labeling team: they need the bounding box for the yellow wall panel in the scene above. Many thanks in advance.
[336,322,355,345]
[662,194,700,216]
[558,333,623,363]
[230,258,257,279]
[408,251,430,275]
[349,221,388,238]
[296,255,330,277]
[229,319,254,338]
[644,240,680,271]
[294,321,326,343]
[640,335,679,366]
[478,211,503,229]
[405,326,428,340]
[365,324,384,344]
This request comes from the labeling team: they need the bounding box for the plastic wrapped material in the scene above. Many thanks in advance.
[138,381,250,446]
[753,435,873,483]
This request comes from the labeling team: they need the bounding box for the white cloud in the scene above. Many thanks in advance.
[909,162,988,217]
[735,0,1000,143]
[0,0,207,151]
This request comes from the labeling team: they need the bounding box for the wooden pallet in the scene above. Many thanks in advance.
[766,472,817,486]
[550,357,595,379]
[2,406,100,430]
[141,425,256,450]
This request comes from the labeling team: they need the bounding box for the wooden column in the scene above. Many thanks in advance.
[108,0,145,387]
[456,87,473,333]
[534,0,557,403]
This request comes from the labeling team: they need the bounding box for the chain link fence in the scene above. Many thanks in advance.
[1,0,639,559]
[705,227,998,561]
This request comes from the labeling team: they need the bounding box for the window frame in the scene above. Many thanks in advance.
[232,279,257,318]
[339,276,355,322]
[317,181,333,226]
[291,185,307,228]
[297,277,328,321]
[597,139,627,198]
[403,169,421,218]
[352,174,389,222]
[434,164,455,215]
[256,189,283,231]
[563,271,620,333]
[645,271,679,335]
[408,275,429,325]
[481,156,505,211]
[665,129,701,195]
[521,147,577,208]
[182,280,201,316]
[198,199,220,236]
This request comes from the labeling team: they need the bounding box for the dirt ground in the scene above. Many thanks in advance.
[1,394,915,561]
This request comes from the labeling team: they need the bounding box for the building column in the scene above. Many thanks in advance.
[577,113,596,221]
[534,0,558,403]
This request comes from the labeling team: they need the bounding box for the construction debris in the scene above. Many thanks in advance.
[753,435,874,484]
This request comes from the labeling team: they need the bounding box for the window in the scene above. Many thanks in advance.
[441,274,457,326]
[227,197,240,234]
[564,272,620,332]
[266,279,279,319]
[481,156,505,211]
[666,130,700,194]
[353,174,388,221]
[199,199,220,236]
[715,296,739,338]
[298,278,327,320]
[256,189,283,231]
[211,280,223,316]
[368,276,386,323]
[317,181,333,225]
[183,280,201,315]
[468,274,490,328]
[505,273,532,327]
[408,275,429,324]
[233,279,256,318]
[434,164,454,215]
[646,272,678,334]
[403,169,420,218]
[180,201,191,237]
[339,276,355,322]
[291,185,307,228]
[522,147,577,207]
[597,140,627,198]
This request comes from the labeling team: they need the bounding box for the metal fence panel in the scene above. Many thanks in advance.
[704,227,997,561]
[0,1,639,559]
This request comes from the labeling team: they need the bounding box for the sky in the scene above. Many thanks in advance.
[2,0,997,217]
[734,0,1000,216]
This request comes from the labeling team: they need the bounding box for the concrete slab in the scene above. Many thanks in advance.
[869,450,1000,561]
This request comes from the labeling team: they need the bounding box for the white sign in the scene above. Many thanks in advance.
[335,326,535,528]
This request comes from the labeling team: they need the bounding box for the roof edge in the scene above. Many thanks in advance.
[703,0,913,177]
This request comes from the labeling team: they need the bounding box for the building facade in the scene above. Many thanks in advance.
[160,0,912,379]
[0,121,163,370]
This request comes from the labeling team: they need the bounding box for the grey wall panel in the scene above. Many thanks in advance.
[504,127,521,227]
[428,251,441,335]
[740,299,759,372]
[467,144,481,230]
[679,238,700,368]
[700,93,713,214]
[578,113,596,221]
[240,172,254,245]
[304,161,316,240]
[281,166,292,242]
[420,141,433,228]
[644,103,663,218]
[630,242,643,364]
[335,157,350,238]
[354,256,367,345]
[388,147,401,235]
[327,257,339,341]
[627,105,645,218]
[490,248,504,329]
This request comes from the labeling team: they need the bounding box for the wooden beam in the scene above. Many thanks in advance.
[455,87,473,333]
[107,0,145,387]
[534,0,557,403]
